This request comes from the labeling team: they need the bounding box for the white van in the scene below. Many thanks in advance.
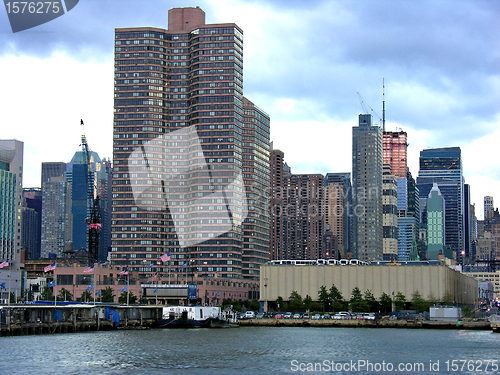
[245,311,255,319]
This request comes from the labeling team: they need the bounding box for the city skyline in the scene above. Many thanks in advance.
[1,0,499,218]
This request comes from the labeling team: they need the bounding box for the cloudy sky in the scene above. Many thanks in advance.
[1,0,499,218]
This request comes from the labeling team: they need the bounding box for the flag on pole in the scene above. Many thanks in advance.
[147,263,153,269]
[86,283,94,292]
[152,272,157,279]
[44,262,56,273]
[215,291,219,297]
[47,280,56,288]
[0,260,9,269]
[118,269,129,275]
[120,286,127,292]
[160,252,171,262]
[95,290,101,296]
[153,288,158,294]
[0,282,6,290]
[182,263,187,269]
[83,265,95,273]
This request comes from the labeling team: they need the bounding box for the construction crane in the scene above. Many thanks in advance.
[356,91,382,127]
[80,119,102,266]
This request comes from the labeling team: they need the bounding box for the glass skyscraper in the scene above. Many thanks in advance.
[417,147,464,262]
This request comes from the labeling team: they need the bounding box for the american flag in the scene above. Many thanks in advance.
[0,260,9,269]
[44,262,56,273]
[83,265,94,273]
[160,252,171,262]
[118,269,129,276]
[120,286,127,292]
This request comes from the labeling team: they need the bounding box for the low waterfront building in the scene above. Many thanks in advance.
[464,270,500,298]
[259,263,477,311]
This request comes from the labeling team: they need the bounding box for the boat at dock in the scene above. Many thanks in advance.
[156,306,238,328]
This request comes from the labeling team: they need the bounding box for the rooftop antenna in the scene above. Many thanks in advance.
[382,78,386,132]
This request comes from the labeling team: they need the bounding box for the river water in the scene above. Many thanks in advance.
[2,327,499,374]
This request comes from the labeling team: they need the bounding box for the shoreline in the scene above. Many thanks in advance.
[238,318,492,330]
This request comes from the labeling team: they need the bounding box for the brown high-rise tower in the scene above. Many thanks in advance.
[112,7,270,301]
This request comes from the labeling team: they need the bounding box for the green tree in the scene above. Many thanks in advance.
[249,298,261,312]
[442,292,454,306]
[288,291,303,312]
[40,285,53,301]
[395,292,406,311]
[57,288,73,302]
[79,290,92,302]
[118,291,137,304]
[411,291,426,312]
[462,305,473,319]
[350,287,368,312]
[318,285,331,311]
[276,296,284,312]
[364,290,379,312]
[101,286,115,303]
[426,293,439,307]
[328,285,344,311]
[380,292,392,313]
[310,301,323,312]
[303,295,312,311]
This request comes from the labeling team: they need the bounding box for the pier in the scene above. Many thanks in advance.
[0,303,161,336]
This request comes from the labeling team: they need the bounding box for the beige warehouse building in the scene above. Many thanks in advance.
[260,264,477,311]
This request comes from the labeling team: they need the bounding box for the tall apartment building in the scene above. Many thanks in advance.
[283,174,325,260]
[352,114,383,261]
[270,148,285,260]
[324,172,352,258]
[0,140,23,267]
[0,140,23,300]
[111,7,269,300]
[241,98,270,280]
[41,176,72,258]
[382,164,398,261]
[417,147,464,263]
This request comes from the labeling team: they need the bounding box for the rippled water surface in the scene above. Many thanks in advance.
[2,327,499,374]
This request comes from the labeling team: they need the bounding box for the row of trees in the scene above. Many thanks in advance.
[222,298,260,312]
[275,285,457,313]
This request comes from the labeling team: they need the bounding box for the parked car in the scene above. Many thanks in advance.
[284,312,293,319]
[303,313,310,319]
[275,313,284,319]
[245,311,255,319]
[364,314,376,320]
[312,314,321,320]
[323,313,331,319]
[293,313,302,319]
[333,314,342,320]
[256,312,264,319]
